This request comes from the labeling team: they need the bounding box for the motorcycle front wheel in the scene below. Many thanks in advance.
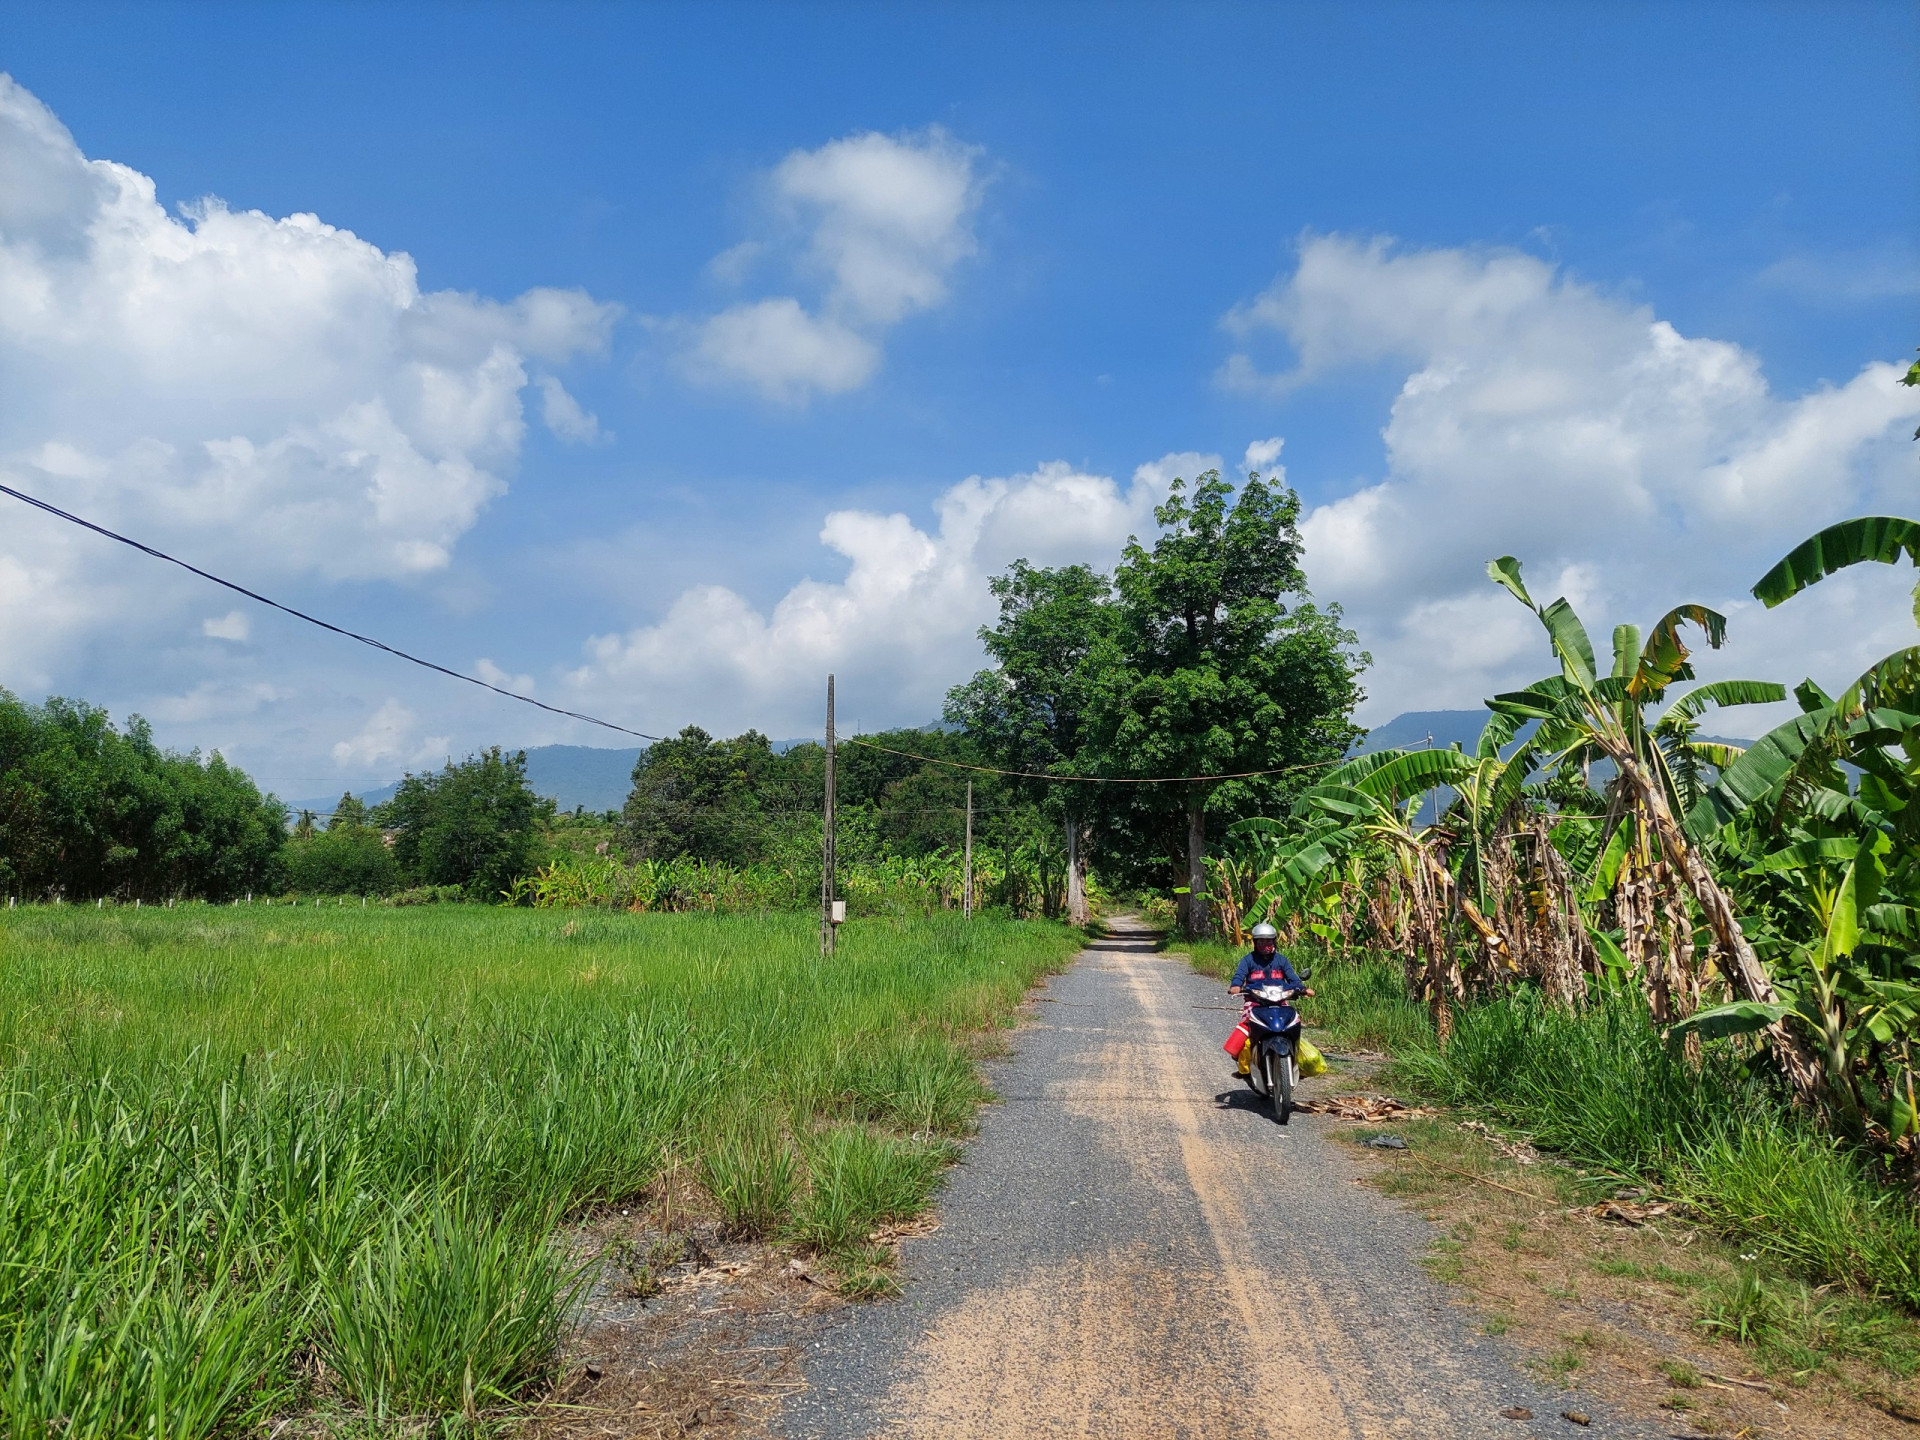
[1273,1049,1294,1123]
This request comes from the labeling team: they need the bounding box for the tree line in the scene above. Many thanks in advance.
[0,464,1372,914]
[0,698,554,903]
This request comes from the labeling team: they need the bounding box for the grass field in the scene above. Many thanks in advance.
[0,904,1084,1436]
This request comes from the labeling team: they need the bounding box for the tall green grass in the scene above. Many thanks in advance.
[0,906,1082,1436]
[1394,988,1920,1310]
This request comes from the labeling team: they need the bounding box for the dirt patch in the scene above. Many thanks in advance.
[525,1173,845,1440]
[1339,1114,1920,1439]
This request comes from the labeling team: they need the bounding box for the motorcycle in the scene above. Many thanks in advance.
[1241,975,1310,1123]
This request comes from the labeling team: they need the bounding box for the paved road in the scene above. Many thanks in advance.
[776,921,1668,1439]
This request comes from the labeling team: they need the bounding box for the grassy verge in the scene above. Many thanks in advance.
[1397,987,1920,1311]
[0,905,1082,1436]
[1345,1112,1917,1428]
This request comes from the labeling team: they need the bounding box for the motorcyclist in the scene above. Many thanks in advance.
[1229,922,1311,997]
[1227,923,1312,1077]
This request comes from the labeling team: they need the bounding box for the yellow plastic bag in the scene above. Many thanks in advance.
[1297,1037,1328,1077]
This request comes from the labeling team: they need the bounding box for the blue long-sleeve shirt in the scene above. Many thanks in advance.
[1230,950,1305,991]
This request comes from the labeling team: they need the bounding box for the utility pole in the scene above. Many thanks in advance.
[821,674,837,956]
[962,780,974,919]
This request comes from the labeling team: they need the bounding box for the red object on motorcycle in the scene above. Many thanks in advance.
[1223,1022,1250,1059]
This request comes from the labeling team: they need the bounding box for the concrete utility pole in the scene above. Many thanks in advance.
[962,780,974,919]
[821,674,837,956]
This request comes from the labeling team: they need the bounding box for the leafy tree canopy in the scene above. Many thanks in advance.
[0,691,286,901]
[949,469,1369,933]
[376,747,549,899]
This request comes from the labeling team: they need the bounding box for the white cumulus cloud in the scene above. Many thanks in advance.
[564,456,1194,736]
[536,375,605,444]
[688,127,983,404]
[0,73,618,695]
[330,698,450,771]
[1224,234,1920,725]
[202,610,251,642]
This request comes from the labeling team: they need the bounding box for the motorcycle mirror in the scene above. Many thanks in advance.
[1299,969,1313,980]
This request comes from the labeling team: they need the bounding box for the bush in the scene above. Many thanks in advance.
[284,824,398,895]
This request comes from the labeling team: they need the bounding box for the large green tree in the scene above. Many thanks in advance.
[622,727,798,864]
[1089,469,1367,936]
[945,561,1116,920]
[380,747,548,898]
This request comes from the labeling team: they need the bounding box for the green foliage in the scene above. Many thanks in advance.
[1752,515,1920,626]
[0,905,1082,1430]
[1091,470,1367,901]
[378,746,550,899]
[0,691,285,902]
[944,559,1116,823]
[623,725,804,864]
[282,794,400,894]
[948,467,1368,929]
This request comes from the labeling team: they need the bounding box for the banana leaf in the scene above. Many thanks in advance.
[1753,515,1920,623]
[1667,1000,1794,1042]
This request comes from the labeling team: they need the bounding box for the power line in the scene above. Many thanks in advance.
[4,480,1351,785]
[0,482,666,744]
[842,735,1345,785]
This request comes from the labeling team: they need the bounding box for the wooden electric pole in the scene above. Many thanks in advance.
[962,780,974,919]
[821,674,837,956]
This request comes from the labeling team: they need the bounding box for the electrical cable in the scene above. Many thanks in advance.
[2,481,1350,788]
[0,482,666,743]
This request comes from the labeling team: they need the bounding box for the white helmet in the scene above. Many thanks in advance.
[1250,923,1278,942]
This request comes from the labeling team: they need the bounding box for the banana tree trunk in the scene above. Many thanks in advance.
[1599,742,1823,1103]
[1411,839,1505,966]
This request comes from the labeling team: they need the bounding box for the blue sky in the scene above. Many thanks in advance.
[1,2,1916,795]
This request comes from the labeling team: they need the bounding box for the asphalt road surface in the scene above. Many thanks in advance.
[775,920,1670,1439]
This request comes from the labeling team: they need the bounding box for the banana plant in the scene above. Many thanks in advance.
[1677,516,1920,1134]
[1483,557,1823,1099]
[1674,818,1919,1138]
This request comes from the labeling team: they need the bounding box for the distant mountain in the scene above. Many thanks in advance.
[1355,709,1751,758]
[292,742,643,819]
[1356,710,1498,755]
[288,736,829,820]
[524,744,645,813]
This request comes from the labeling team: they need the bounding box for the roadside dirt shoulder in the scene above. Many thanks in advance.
[1333,1109,1919,1438]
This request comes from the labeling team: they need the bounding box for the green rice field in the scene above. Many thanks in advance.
[0,904,1083,1436]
